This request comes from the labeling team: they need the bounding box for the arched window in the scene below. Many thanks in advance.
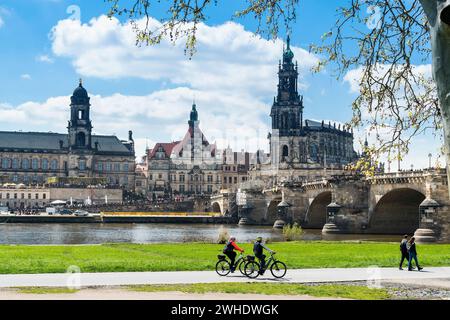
[282,145,289,162]
[32,159,39,170]
[22,159,30,170]
[76,132,86,147]
[42,159,49,170]
[51,160,58,170]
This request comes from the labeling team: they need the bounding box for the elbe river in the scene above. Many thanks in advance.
[0,223,400,245]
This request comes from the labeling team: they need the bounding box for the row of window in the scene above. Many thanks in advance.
[96,162,131,172]
[0,193,47,200]
[0,159,132,173]
[178,185,214,193]
[1,158,59,171]
[223,176,247,184]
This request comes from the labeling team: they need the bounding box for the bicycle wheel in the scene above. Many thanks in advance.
[238,261,246,275]
[216,260,231,276]
[270,261,287,278]
[244,261,260,279]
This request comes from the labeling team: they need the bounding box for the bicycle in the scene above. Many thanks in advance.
[244,252,287,279]
[215,252,254,276]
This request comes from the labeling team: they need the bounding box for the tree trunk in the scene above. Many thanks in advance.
[420,0,450,198]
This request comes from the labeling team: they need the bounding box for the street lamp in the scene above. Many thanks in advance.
[428,153,432,169]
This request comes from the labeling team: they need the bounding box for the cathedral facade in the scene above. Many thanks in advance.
[0,81,136,190]
[251,36,358,184]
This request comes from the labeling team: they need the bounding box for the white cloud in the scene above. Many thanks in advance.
[0,16,4,29]
[50,16,318,96]
[20,74,32,80]
[36,55,54,63]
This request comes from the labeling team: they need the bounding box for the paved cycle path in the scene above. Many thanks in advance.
[0,267,449,288]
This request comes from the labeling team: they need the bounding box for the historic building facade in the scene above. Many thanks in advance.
[145,103,222,199]
[250,36,358,185]
[0,81,136,190]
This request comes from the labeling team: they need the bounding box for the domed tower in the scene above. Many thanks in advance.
[68,79,92,150]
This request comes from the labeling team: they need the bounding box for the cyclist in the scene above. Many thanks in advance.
[253,236,275,274]
[223,236,244,272]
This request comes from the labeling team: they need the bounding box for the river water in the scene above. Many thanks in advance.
[0,223,401,245]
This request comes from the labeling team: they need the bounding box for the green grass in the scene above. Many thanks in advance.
[128,282,392,300]
[0,242,448,274]
[14,287,79,294]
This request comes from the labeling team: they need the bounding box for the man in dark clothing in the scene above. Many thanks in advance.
[253,237,275,274]
[223,236,244,272]
[407,237,423,271]
[399,235,409,270]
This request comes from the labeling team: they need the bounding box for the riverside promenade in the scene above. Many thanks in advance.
[1,267,449,288]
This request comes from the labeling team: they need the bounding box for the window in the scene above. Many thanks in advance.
[12,159,19,169]
[179,175,185,182]
[207,185,213,193]
[35,193,39,200]
[207,175,213,182]
[42,159,49,170]
[97,162,103,172]
[114,163,120,172]
[51,160,58,170]
[79,160,86,171]
[234,177,238,184]
[282,145,289,162]
[149,174,153,180]
[158,174,162,179]
[28,193,31,199]
[13,175,18,183]
[32,159,39,170]
[43,194,46,200]
[1,158,10,169]
[22,159,30,169]
[23,176,29,183]
[106,163,111,171]
[123,163,129,172]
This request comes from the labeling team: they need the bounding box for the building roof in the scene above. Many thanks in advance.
[0,131,133,155]
[148,142,181,159]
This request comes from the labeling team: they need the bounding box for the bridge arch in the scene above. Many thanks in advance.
[266,198,282,222]
[369,188,425,234]
[304,191,332,229]
[211,202,222,214]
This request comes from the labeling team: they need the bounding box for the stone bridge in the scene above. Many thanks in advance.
[237,169,450,243]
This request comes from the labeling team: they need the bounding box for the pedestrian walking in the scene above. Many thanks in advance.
[407,237,423,271]
[399,235,409,270]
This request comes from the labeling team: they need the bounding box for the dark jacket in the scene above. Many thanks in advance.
[400,239,408,253]
[408,242,417,255]
[253,241,263,257]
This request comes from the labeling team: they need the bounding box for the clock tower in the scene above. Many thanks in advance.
[270,35,304,137]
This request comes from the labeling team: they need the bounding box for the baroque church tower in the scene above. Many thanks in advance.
[68,79,93,150]
[270,35,304,137]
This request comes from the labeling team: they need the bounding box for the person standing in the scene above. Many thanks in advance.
[399,235,409,270]
[407,237,423,271]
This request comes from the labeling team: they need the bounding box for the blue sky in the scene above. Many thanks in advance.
[0,0,441,168]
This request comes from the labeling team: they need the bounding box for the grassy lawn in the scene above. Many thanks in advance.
[14,287,79,294]
[128,282,392,300]
[0,241,449,274]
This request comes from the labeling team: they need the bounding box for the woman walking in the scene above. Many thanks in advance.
[407,237,423,271]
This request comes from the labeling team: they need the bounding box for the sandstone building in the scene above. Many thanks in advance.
[0,81,136,191]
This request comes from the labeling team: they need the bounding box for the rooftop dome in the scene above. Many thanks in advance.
[70,79,90,105]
